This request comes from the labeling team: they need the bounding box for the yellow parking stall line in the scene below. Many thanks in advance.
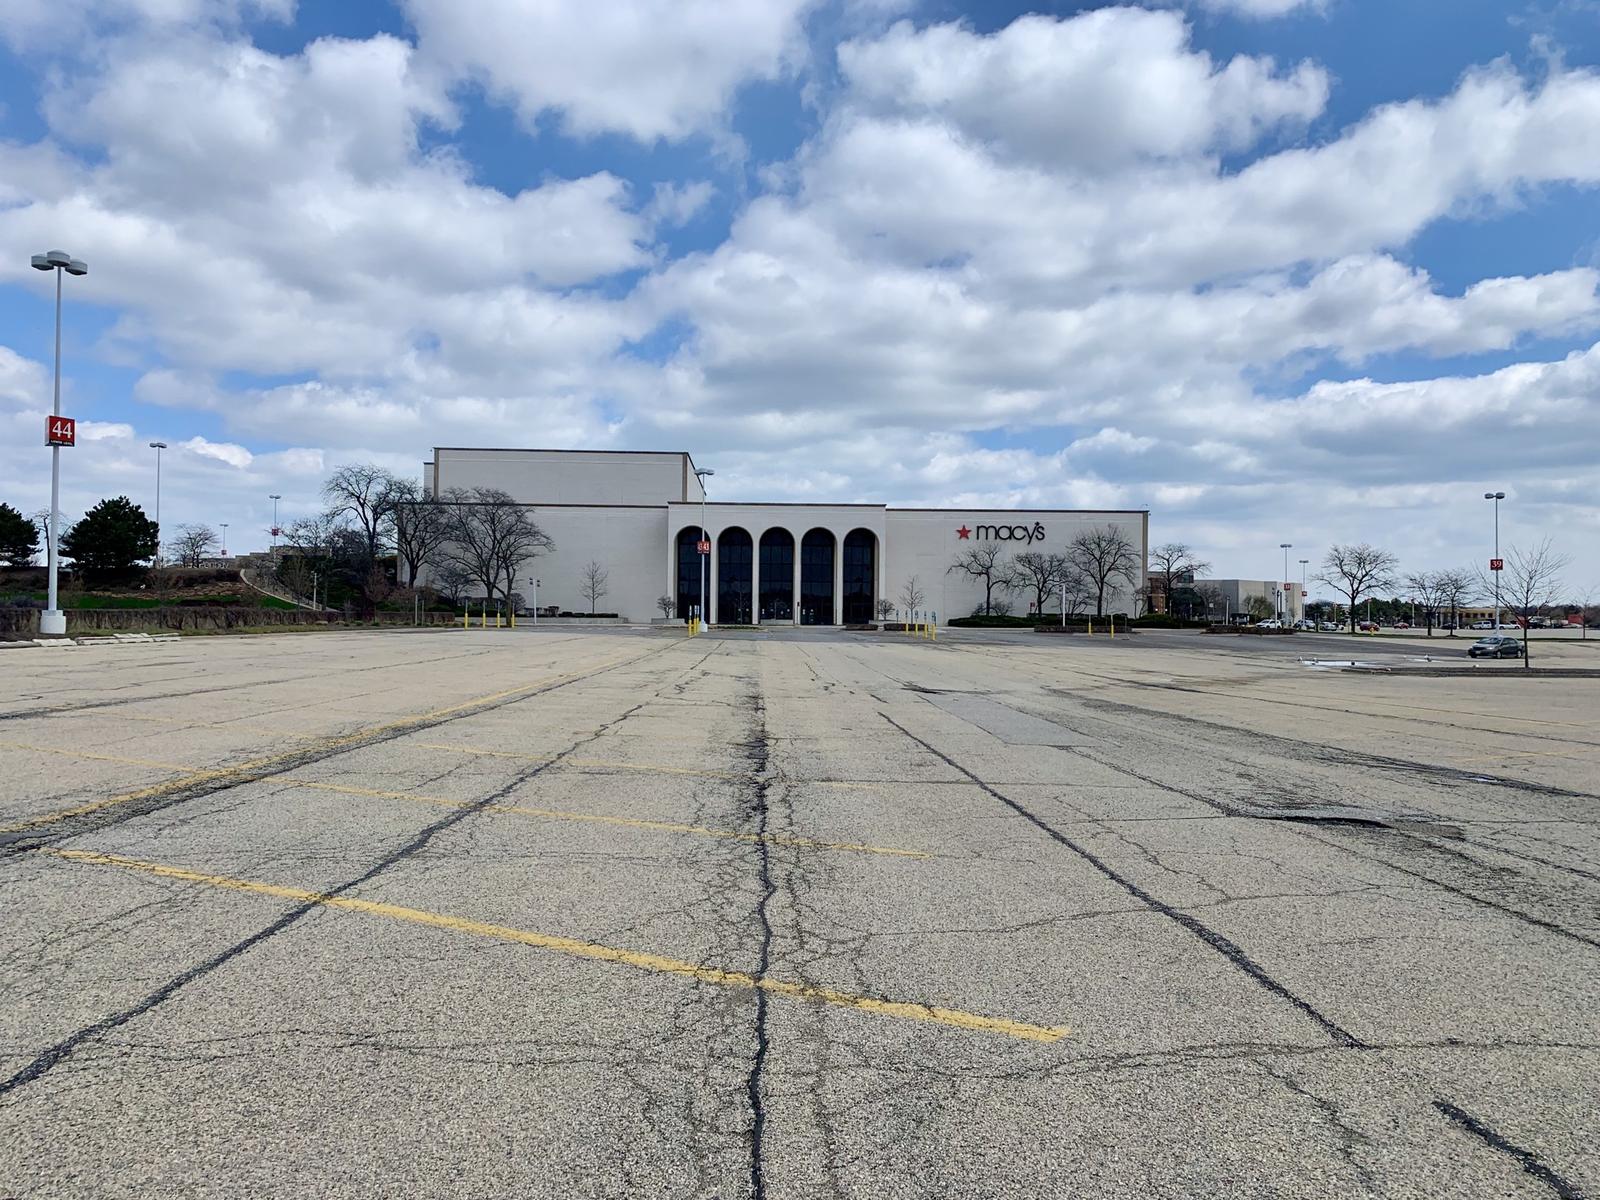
[0,740,196,773]
[284,779,930,859]
[0,649,656,836]
[416,743,888,791]
[413,742,747,782]
[36,847,1066,1043]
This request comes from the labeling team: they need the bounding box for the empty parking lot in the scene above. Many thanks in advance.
[1,627,1596,1198]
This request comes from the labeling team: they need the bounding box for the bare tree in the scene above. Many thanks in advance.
[875,598,894,621]
[1244,593,1275,621]
[276,511,346,605]
[1403,570,1450,637]
[1433,569,1477,637]
[899,575,927,620]
[1065,525,1141,617]
[167,523,219,568]
[1193,583,1225,623]
[657,594,676,619]
[389,479,449,586]
[1148,543,1212,617]
[322,464,403,565]
[947,545,1008,615]
[1488,539,1569,668]
[1008,551,1072,617]
[1316,544,1399,633]
[438,488,554,608]
[581,561,610,615]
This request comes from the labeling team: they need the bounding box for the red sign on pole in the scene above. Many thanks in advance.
[46,416,75,446]
[697,539,710,554]
[1490,558,1504,571]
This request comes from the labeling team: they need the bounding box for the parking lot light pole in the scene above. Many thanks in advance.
[220,523,228,556]
[148,441,168,562]
[695,468,714,627]
[1484,491,1505,627]
[269,494,281,549]
[31,249,87,637]
[1279,543,1292,622]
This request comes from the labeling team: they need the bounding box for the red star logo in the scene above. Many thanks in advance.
[956,525,971,539]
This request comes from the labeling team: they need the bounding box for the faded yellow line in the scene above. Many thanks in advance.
[0,648,656,835]
[414,742,882,790]
[285,779,928,858]
[38,847,1066,1043]
[0,739,195,773]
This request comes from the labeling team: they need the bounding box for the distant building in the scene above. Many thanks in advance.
[1192,578,1305,623]
[408,447,1150,623]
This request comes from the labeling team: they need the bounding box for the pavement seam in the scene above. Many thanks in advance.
[1432,1100,1589,1199]
[879,710,1366,1049]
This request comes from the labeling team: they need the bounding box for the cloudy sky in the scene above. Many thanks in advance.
[2,0,1597,592]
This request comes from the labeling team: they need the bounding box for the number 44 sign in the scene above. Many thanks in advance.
[47,416,75,446]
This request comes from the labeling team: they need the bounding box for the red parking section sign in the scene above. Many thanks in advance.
[697,539,710,554]
[47,416,75,446]
[1490,558,1504,571]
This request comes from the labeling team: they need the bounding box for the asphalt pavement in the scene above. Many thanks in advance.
[1,627,1596,1198]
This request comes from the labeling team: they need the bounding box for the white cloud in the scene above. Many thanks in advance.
[404,0,816,142]
[839,11,1328,169]
[181,436,254,468]
[1191,0,1326,17]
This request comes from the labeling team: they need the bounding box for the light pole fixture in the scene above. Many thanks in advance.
[695,467,714,628]
[1298,558,1309,624]
[269,494,282,549]
[1485,491,1505,627]
[149,442,168,561]
[31,249,88,637]
[219,522,229,556]
[528,576,541,625]
[1279,543,1292,622]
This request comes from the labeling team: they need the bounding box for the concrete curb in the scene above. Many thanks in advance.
[1342,666,1600,677]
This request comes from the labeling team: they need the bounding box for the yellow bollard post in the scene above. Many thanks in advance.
[510,608,516,629]
[496,610,502,629]
[1110,618,1115,640]
[462,609,468,631]
[1088,619,1094,637]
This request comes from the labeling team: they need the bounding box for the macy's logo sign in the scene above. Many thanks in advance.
[957,522,1046,543]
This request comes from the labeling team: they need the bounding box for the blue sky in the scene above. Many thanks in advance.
[1,0,1598,592]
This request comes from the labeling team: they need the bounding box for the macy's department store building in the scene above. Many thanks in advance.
[416,449,1148,624]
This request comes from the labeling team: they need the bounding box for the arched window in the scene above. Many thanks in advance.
[800,529,835,625]
[758,529,794,622]
[842,529,876,624]
[718,527,754,625]
[675,527,705,621]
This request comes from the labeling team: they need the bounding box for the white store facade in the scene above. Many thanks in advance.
[415,448,1148,624]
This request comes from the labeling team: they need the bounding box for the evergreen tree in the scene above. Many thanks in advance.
[0,503,40,567]
[60,497,159,578]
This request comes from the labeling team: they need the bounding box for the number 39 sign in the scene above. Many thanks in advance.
[47,416,75,446]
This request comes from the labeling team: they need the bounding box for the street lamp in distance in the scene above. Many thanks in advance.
[1278,542,1293,623]
[695,467,714,628]
[269,494,282,549]
[149,442,168,563]
[1484,491,1506,626]
[31,249,88,637]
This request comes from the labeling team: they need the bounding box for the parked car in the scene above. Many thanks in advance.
[1470,620,1494,630]
[1393,621,1410,630]
[1357,620,1380,632]
[1468,635,1524,658]
[1293,619,1316,631]
[1255,619,1283,629]
[1319,621,1341,632]
[1469,634,1525,658]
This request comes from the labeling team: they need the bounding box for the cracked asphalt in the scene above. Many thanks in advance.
[1,626,1596,1199]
